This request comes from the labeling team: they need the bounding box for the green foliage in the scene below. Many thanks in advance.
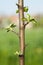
[26,14,30,22]
[26,14,37,23]
[22,13,37,24]
[6,23,16,32]
[29,18,37,23]
[22,17,27,21]
[15,51,23,56]
[16,7,28,13]
[24,7,28,12]
[16,10,19,13]
[6,27,12,32]
[33,16,43,28]
[10,24,16,28]
[15,51,19,55]
[16,5,36,24]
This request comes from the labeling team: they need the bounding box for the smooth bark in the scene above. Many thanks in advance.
[18,0,25,65]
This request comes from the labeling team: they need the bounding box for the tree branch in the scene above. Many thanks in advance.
[11,30,19,38]
[24,22,29,27]
[24,19,37,27]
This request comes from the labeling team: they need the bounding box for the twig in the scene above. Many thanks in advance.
[24,22,29,27]
[16,3,23,9]
[16,3,20,8]
[11,30,19,38]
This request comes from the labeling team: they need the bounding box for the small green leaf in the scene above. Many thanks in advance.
[6,27,10,32]
[6,28,10,32]
[14,51,19,55]
[26,14,37,23]
[14,51,23,56]
[22,17,27,21]
[30,19,37,23]
[16,10,19,13]
[10,24,16,28]
[5,23,16,32]
[24,7,28,12]
[6,27,12,32]
[26,14,30,18]
[26,14,30,22]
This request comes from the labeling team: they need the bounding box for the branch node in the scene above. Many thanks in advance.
[16,3,19,8]
[19,54,24,57]
[24,22,29,27]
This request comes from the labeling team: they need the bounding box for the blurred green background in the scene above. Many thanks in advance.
[0,0,43,65]
[0,27,43,65]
